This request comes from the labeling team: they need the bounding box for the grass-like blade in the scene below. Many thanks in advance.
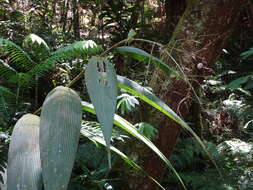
[117,75,221,176]
[81,101,187,190]
[80,127,166,190]
[39,86,82,190]
[7,114,42,190]
[115,46,180,78]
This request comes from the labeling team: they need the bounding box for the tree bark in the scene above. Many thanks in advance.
[72,0,80,39]
[127,0,246,189]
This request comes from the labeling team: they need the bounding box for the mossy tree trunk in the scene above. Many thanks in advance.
[127,0,246,189]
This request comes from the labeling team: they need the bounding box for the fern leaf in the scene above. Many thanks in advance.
[0,59,17,80]
[28,40,102,78]
[0,38,36,71]
[22,34,50,61]
[51,40,103,59]
[0,85,16,117]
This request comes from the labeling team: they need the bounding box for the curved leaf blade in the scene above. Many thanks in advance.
[80,127,166,190]
[39,86,82,190]
[81,101,187,190]
[115,46,180,77]
[7,114,42,190]
[85,57,118,168]
[116,75,221,175]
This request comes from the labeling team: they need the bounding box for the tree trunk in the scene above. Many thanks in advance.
[127,0,246,189]
[72,0,80,39]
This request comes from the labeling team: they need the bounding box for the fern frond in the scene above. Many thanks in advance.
[0,59,17,80]
[28,40,103,78]
[0,38,36,71]
[22,34,50,61]
[51,40,103,60]
[0,85,16,118]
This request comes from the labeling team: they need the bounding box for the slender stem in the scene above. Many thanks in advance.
[33,37,164,115]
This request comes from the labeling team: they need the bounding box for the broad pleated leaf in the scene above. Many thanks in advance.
[116,75,221,175]
[80,127,167,190]
[39,86,82,190]
[115,46,180,77]
[81,101,187,190]
[7,114,42,190]
[85,57,118,168]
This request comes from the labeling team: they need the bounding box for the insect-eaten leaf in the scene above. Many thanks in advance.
[39,86,82,190]
[85,56,118,168]
[7,114,42,190]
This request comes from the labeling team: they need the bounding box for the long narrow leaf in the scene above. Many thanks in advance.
[81,127,166,190]
[39,86,82,190]
[117,75,221,175]
[85,57,118,168]
[7,114,42,190]
[81,101,187,190]
[115,46,180,78]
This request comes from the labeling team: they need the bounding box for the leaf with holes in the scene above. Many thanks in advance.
[85,57,118,168]
[39,86,82,190]
[7,114,42,190]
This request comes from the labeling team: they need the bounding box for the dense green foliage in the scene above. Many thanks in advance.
[0,0,253,190]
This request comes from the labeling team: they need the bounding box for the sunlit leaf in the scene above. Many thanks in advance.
[39,86,82,190]
[81,101,187,190]
[7,114,42,190]
[85,57,118,168]
[80,126,166,190]
[116,75,221,175]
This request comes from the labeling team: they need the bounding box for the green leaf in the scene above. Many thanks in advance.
[39,86,82,190]
[85,57,118,168]
[80,126,166,190]
[116,75,221,175]
[227,74,253,89]
[240,47,253,60]
[0,59,17,80]
[115,46,180,77]
[81,101,187,190]
[127,29,137,42]
[7,114,42,190]
[23,34,50,61]
[28,40,102,78]
[0,38,36,71]
[135,122,157,140]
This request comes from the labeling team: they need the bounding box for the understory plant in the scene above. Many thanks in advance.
[0,33,219,190]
